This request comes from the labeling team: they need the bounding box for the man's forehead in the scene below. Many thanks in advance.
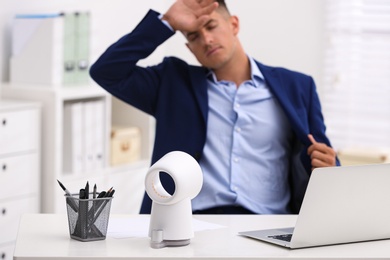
[183,13,223,36]
[183,19,215,36]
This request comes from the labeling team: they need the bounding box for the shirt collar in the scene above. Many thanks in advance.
[249,56,265,85]
[206,56,265,88]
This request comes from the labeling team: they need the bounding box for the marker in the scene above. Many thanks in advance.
[97,191,106,198]
[79,188,85,199]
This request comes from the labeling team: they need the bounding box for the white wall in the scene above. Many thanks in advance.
[162,0,326,84]
[0,0,326,90]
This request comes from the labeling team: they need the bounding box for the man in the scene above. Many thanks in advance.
[90,0,339,215]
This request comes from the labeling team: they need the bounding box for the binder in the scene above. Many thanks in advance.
[75,12,91,85]
[92,100,105,169]
[10,12,91,86]
[10,14,64,85]
[83,101,95,172]
[63,102,84,173]
[63,100,105,174]
[63,13,77,85]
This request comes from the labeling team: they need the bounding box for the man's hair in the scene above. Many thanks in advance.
[216,0,230,14]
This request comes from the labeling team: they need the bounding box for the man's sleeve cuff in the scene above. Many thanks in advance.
[158,14,174,32]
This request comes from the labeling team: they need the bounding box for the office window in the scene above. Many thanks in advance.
[321,0,390,151]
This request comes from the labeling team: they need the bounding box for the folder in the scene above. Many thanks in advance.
[63,13,77,85]
[63,100,105,174]
[63,102,85,173]
[92,100,105,169]
[83,101,95,172]
[10,13,64,85]
[74,12,91,85]
[10,11,91,86]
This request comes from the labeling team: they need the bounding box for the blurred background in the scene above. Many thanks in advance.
[0,0,389,258]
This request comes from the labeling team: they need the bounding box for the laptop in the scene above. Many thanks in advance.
[239,163,390,249]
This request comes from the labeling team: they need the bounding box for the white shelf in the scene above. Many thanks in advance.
[1,83,107,100]
[1,83,154,214]
[60,85,107,100]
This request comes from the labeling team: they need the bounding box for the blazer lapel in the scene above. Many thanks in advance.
[188,62,309,142]
[256,62,308,142]
[189,66,209,125]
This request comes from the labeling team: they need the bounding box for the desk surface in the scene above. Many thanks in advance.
[14,214,390,260]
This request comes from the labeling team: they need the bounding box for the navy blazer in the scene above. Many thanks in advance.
[90,10,339,214]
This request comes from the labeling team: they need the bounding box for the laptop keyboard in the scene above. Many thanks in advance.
[268,234,292,242]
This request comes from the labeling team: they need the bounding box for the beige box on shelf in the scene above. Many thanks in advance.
[110,126,141,165]
[337,148,390,166]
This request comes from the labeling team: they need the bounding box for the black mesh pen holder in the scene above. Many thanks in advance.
[65,193,113,242]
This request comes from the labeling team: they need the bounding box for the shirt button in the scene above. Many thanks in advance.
[235,103,240,109]
[233,157,239,163]
[236,127,241,133]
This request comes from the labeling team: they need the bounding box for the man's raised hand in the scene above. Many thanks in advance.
[162,0,218,32]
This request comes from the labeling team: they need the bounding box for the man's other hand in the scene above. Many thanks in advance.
[307,134,337,170]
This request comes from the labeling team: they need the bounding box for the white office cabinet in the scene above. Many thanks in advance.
[0,197,39,244]
[0,243,14,260]
[0,109,39,155]
[2,84,154,214]
[0,153,39,199]
[0,100,41,260]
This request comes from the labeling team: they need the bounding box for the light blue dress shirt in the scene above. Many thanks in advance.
[157,16,293,214]
[191,57,293,214]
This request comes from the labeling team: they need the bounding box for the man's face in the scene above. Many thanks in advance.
[184,9,239,70]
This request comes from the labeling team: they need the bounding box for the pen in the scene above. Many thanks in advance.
[94,188,109,209]
[77,188,88,239]
[85,181,89,199]
[88,187,115,234]
[93,184,97,199]
[90,183,98,235]
[108,189,115,197]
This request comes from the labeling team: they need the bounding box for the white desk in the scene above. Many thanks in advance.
[14,214,390,260]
